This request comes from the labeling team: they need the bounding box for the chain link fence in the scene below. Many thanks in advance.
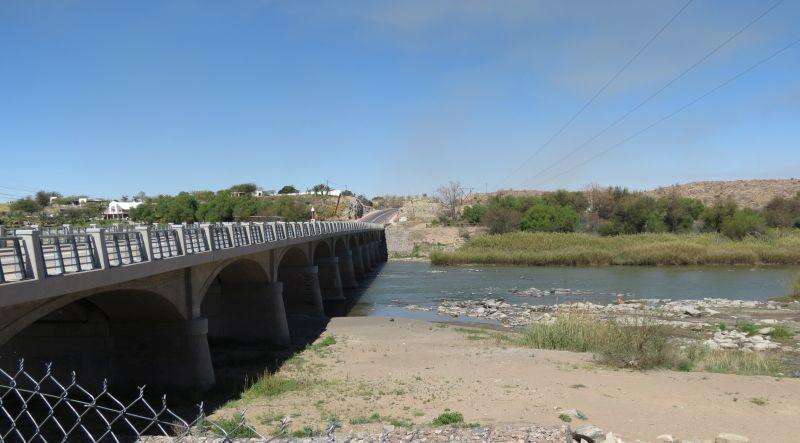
[0,360,271,442]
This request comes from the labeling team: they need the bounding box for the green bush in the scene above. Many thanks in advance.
[721,209,766,240]
[461,204,487,225]
[431,410,463,426]
[9,198,41,214]
[520,202,579,233]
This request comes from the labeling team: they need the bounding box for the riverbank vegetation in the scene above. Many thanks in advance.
[460,188,800,239]
[432,186,800,266]
[431,229,800,266]
[512,316,786,376]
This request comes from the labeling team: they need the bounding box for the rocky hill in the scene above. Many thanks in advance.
[647,179,800,209]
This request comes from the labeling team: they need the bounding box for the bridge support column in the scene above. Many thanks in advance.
[205,282,290,347]
[316,257,346,301]
[338,250,358,289]
[360,244,373,273]
[110,318,215,391]
[351,246,366,280]
[371,242,380,265]
[279,265,325,316]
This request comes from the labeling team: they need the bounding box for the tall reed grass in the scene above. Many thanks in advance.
[431,230,800,266]
[513,316,786,376]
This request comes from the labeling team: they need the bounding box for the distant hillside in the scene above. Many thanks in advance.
[647,179,800,209]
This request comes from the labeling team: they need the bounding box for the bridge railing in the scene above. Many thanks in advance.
[0,221,381,285]
[103,231,147,267]
[0,237,31,284]
[38,233,100,277]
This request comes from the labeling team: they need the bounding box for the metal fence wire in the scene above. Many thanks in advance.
[0,360,267,442]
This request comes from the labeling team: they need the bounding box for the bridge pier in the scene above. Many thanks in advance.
[361,244,374,273]
[351,246,366,280]
[316,257,345,301]
[278,265,325,316]
[110,318,215,392]
[203,281,290,347]
[338,250,358,289]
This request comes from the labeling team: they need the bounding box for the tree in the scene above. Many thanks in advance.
[437,181,464,221]
[278,185,299,195]
[229,183,258,194]
[520,201,580,233]
[701,199,738,232]
[311,183,331,195]
[721,209,766,240]
[483,206,521,234]
[10,197,41,213]
[134,191,147,201]
[461,204,487,225]
[35,190,61,207]
[763,192,800,228]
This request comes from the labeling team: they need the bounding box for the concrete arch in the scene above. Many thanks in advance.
[276,246,311,269]
[0,288,209,391]
[312,240,333,263]
[196,257,271,305]
[200,258,288,346]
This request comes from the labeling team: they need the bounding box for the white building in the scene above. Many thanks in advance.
[104,201,143,219]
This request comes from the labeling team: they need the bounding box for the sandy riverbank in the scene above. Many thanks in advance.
[216,316,800,442]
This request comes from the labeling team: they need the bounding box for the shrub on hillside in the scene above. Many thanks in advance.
[520,202,579,233]
[9,198,41,214]
[483,206,521,234]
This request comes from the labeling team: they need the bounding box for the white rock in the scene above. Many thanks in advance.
[757,327,774,335]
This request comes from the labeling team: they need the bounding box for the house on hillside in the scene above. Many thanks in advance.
[104,200,143,219]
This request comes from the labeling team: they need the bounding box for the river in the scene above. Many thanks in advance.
[348,261,798,323]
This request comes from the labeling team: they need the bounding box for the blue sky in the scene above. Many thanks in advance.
[1,0,798,200]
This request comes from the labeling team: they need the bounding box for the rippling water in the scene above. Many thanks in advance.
[347,261,798,322]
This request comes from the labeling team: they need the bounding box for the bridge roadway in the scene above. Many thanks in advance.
[0,220,386,392]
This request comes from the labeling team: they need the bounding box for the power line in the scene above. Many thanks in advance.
[497,0,695,188]
[518,0,785,189]
[532,36,800,187]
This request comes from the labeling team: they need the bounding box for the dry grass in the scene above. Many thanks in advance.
[513,316,788,376]
[514,315,673,369]
[431,230,800,266]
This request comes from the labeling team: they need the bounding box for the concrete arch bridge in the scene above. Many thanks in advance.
[0,221,387,391]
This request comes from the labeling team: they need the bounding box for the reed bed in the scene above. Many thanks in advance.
[513,316,786,375]
[431,230,800,266]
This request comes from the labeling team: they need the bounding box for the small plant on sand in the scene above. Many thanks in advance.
[350,413,381,425]
[291,426,320,438]
[204,413,258,438]
[388,417,413,428]
[735,321,760,336]
[241,372,304,400]
[431,409,464,426]
[558,413,572,423]
[770,324,794,340]
[750,397,768,406]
